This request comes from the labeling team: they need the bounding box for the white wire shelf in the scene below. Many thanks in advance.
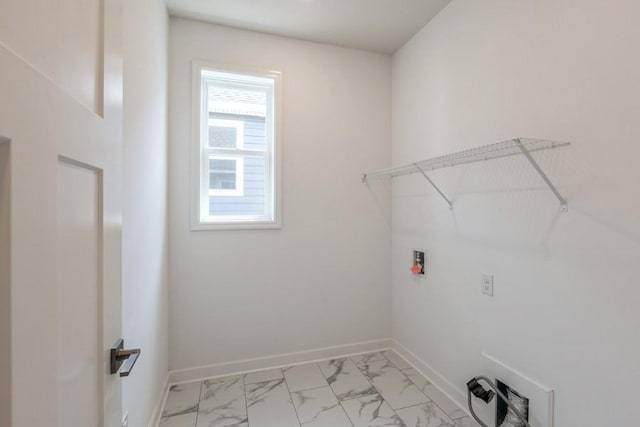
[362,138,571,211]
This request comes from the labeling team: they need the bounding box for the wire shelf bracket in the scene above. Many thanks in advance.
[414,164,453,210]
[362,137,570,212]
[515,139,568,212]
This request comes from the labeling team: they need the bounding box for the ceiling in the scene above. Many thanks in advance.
[167,0,452,54]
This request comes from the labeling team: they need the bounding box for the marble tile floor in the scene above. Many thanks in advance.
[159,350,481,427]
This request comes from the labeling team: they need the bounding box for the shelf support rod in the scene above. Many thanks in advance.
[414,164,454,210]
[515,139,568,212]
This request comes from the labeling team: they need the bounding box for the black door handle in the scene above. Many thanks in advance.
[110,339,141,377]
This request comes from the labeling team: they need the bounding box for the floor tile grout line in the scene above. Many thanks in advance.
[339,392,404,427]
[391,352,471,422]
[282,369,303,427]
[337,390,378,403]
[193,381,203,427]
[190,376,252,426]
[159,383,202,423]
[337,399,357,427]
[412,385,461,422]
[329,357,379,402]
[373,351,439,425]
[350,358,403,426]
[282,363,330,394]
[385,351,463,423]
[243,375,251,427]
[290,386,353,425]
[451,411,469,420]
[337,399,356,427]
[243,368,285,386]
[317,361,355,427]
[393,400,443,412]
[288,383,330,394]
[319,358,348,401]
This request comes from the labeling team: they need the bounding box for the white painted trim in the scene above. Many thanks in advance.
[0,42,102,118]
[391,339,471,417]
[206,154,245,198]
[190,220,282,231]
[190,60,283,231]
[482,352,553,393]
[147,373,170,427]
[168,338,392,384]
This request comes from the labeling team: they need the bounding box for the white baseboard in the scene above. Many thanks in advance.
[168,338,392,384]
[147,373,170,427]
[391,339,470,417]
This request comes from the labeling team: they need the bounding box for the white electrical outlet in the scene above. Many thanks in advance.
[481,274,494,296]
[122,411,129,427]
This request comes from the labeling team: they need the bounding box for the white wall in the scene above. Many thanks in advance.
[169,19,392,371]
[122,1,169,426]
[391,1,640,426]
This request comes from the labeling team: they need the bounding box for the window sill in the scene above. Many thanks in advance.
[190,220,281,231]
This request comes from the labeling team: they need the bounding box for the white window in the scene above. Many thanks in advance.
[208,155,244,197]
[191,63,281,230]
[208,119,245,197]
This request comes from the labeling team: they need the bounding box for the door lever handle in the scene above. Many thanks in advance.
[117,348,140,377]
[110,339,141,377]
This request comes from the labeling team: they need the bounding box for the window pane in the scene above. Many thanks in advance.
[208,85,268,152]
[198,67,278,227]
[209,158,237,190]
[209,85,267,117]
[209,126,237,148]
[209,156,267,217]
[210,114,266,151]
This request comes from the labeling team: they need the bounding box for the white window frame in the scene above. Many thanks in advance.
[191,61,282,231]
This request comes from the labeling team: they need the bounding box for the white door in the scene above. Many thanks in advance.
[56,160,106,427]
[0,0,125,425]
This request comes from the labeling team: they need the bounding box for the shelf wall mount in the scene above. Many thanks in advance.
[413,163,453,210]
[362,137,570,212]
[514,139,568,212]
